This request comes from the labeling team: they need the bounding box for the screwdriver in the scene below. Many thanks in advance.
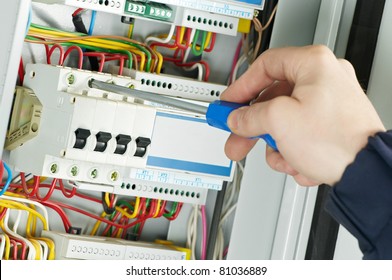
[89,79,278,151]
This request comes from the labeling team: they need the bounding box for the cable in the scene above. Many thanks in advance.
[201,205,207,260]
[145,24,176,45]
[0,162,12,196]
[206,181,227,260]
[88,10,97,35]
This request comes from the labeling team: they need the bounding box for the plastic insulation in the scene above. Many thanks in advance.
[201,205,208,260]
[0,162,12,196]
[191,30,207,57]
[88,11,97,35]
[206,181,227,260]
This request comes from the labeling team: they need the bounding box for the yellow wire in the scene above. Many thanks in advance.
[127,23,134,39]
[104,192,111,207]
[155,51,164,74]
[34,237,55,260]
[28,28,147,71]
[118,196,140,219]
[153,200,161,218]
[26,209,38,237]
[90,212,107,236]
[115,228,123,238]
[179,27,186,43]
[204,32,212,49]
[28,238,42,260]
[0,200,48,230]
[1,232,11,260]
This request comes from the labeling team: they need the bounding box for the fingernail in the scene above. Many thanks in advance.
[228,109,240,131]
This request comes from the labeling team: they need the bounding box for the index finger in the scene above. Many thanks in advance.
[220,45,336,103]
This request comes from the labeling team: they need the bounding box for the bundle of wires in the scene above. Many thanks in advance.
[2,169,184,255]
[26,23,164,74]
[149,26,216,81]
[0,191,54,260]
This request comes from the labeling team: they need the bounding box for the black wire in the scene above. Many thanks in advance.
[71,13,100,71]
[206,181,228,260]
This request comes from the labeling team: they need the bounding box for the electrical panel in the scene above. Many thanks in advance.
[0,0,268,261]
[2,0,345,263]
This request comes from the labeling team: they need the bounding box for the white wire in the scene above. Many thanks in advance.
[220,204,237,226]
[145,24,176,45]
[0,234,6,259]
[182,28,196,63]
[38,240,48,260]
[3,210,36,260]
[182,63,204,81]
[1,194,50,230]
[12,209,23,233]
[232,52,249,82]
[186,205,197,259]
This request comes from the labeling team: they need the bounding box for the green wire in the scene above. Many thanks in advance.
[163,202,178,218]
[191,30,207,57]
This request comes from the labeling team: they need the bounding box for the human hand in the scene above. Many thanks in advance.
[221,45,385,186]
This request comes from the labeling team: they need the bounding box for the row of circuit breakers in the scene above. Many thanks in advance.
[6,63,234,205]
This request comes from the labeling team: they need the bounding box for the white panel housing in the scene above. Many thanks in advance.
[42,231,188,260]
[9,64,233,203]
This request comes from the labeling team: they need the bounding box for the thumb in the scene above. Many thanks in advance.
[227,96,299,140]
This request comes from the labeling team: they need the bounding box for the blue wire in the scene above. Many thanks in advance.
[88,10,97,35]
[0,162,12,196]
[25,2,32,36]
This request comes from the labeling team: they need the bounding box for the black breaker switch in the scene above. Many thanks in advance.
[134,137,151,157]
[114,134,132,155]
[94,131,112,152]
[73,128,91,149]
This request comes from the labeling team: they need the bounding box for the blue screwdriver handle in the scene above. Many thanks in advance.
[206,100,278,151]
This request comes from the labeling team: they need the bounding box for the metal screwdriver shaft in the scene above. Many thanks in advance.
[90,79,208,115]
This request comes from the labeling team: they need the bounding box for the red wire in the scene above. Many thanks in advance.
[72,8,85,17]
[83,52,106,72]
[34,178,57,201]
[108,210,127,237]
[137,199,158,237]
[47,44,65,65]
[166,202,183,221]
[157,200,167,218]
[59,179,77,199]
[9,239,19,260]
[9,236,27,260]
[102,210,122,236]
[18,58,24,85]
[39,200,72,232]
[0,207,7,220]
[204,32,217,52]
[63,45,84,69]
[20,173,40,197]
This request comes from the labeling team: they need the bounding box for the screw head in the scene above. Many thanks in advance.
[70,166,79,177]
[67,74,75,85]
[90,168,98,179]
[110,171,119,182]
[50,163,58,174]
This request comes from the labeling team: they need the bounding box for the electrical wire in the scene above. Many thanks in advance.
[201,205,207,260]
[145,24,176,45]
[88,10,97,35]
[0,162,12,196]
[27,23,160,73]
